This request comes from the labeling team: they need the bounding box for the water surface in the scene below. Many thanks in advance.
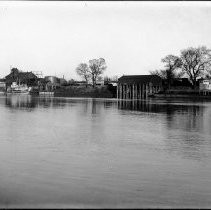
[0,95,211,208]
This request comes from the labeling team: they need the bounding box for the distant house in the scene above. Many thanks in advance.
[96,78,104,87]
[39,76,61,91]
[5,68,38,88]
[117,75,162,99]
[59,78,67,86]
[199,79,211,90]
[104,79,118,87]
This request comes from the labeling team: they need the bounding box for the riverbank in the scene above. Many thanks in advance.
[154,94,211,99]
[54,86,116,98]
[154,89,211,99]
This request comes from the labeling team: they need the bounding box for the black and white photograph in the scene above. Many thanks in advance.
[0,0,211,208]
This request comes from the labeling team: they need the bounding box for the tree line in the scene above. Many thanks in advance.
[76,58,107,87]
[150,46,211,89]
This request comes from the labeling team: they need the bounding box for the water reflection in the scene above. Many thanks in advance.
[118,99,205,115]
[164,103,207,161]
[117,100,207,133]
[4,95,68,110]
[2,96,210,159]
[5,95,37,110]
[3,96,118,115]
[118,99,210,161]
[91,99,97,114]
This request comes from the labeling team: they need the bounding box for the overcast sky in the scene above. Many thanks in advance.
[0,1,211,80]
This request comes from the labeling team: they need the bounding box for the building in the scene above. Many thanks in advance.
[198,79,211,96]
[59,78,67,86]
[40,76,61,91]
[199,79,211,90]
[96,78,104,87]
[117,75,162,99]
[5,68,38,88]
[104,78,118,87]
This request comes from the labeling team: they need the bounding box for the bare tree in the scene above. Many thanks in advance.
[180,46,211,89]
[150,69,166,79]
[150,55,182,89]
[88,58,107,87]
[76,63,90,87]
[161,55,183,89]
[162,55,182,69]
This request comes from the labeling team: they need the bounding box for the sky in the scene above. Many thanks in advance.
[0,1,211,80]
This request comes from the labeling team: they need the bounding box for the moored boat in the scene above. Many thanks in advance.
[7,82,29,95]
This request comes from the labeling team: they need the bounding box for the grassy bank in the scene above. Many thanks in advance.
[54,86,116,98]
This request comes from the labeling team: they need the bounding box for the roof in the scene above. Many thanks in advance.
[19,72,37,80]
[6,71,37,79]
[5,70,37,84]
[118,75,162,85]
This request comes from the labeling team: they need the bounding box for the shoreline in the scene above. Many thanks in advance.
[154,93,211,100]
[2,91,211,101]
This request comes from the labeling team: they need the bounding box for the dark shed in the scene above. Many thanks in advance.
[117,75,162,99]
[118,75,162,85]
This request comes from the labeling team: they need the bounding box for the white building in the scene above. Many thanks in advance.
[199,80,211,90]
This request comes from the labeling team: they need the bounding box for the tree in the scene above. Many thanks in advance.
[180,46,211,89]
[76,63,90,87]
[88,58,107,87]
[161,55,182,89]
[150,55,182,89]
[150,69,166,79]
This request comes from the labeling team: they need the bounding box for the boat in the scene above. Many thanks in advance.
[7,82,29,95]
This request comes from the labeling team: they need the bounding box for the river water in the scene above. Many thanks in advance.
[0,95,211,208]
